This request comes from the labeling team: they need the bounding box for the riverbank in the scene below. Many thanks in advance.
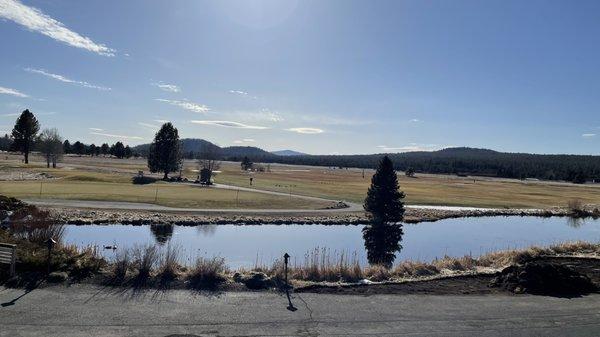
[42,204,596,225]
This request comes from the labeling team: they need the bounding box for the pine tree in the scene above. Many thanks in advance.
[148,123,182,179]
[11,109,40,164]
[364,155,405,223]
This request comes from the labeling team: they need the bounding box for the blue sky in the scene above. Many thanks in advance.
[1,0,599,155]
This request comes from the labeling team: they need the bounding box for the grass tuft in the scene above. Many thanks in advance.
[187,257,228,290]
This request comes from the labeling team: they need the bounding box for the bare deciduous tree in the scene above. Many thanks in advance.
[197,145,221,184]
[38,128,64,168]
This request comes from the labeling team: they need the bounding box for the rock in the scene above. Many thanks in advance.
[47,271,68,283]
[237,272,275,290]
[490,262,597,296]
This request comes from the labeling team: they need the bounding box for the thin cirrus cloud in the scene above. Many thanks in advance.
[90,131,143,140]
[286,127,324,134]
[229,90,257,99]
[88,127,103,131]
[155,99,210,113]
[152,82,180,93]
[0,0,115,56]
[582,133,596,138]
[233,138,255,144]
[25,68,111,91]
[190,120,268,129]
[138,122,160,130]
[377,144,442,152]
[0,86,29,98]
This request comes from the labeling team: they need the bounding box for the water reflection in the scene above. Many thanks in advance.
[362,222,403,268]
[196,225,217,237]
[150,224,174,245]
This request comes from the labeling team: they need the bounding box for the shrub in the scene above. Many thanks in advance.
[111,250,131,284]
[132,176,158,185]
[157,245,181,285]
[187,257,227,290]
[9,206,63,245]
[132,245,158,287]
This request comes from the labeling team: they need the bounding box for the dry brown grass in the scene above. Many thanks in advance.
[186,257,228,290]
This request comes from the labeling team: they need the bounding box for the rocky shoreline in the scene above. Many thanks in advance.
[43,205,591,226]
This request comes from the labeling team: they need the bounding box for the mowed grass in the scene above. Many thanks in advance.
[0,179,329,209]
[210,162,600,208]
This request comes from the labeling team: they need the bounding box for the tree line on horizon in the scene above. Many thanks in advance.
[1,110,139,166]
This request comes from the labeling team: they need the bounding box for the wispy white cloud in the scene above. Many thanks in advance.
[190,120,268,129]
[0,86,29,98]
[227,108,283,123]
[152,82,180,93]
[138,122,160,130]
[229,90,257,99]
[25,68,111,91]
[233,138,256,144]
[409,118,421,123]
[88,127,103,131]
[377,143,442,152]
[154,119,170,124]
[582,133,596,138]
[2,110,55,117]
[155,99,210,113]
[286,127,324,134]
[0,0,115,56]
[90,132,143,140]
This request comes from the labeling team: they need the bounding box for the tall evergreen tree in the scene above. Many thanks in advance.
[364,155,405,223]
[148,123,182,179]
[11,109,40,164]
[241,156,253,170]
[112,141,126,159]
[62,140,71,154]
[72,141,85,155]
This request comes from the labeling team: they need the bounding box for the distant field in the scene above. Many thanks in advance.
[0,154,330,209]
[2,152,600,209]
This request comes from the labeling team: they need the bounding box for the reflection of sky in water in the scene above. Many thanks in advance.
[63,216,600,269]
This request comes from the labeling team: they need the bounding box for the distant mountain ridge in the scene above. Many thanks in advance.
[271,150,307,156]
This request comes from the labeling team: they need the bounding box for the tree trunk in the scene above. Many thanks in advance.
[46,156,50,168]
[163,172,168,180]
[24,151,29,164]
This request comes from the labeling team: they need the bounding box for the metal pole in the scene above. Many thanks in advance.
[236,189,240,206]
[154,186,158,202]
[39,181,42,197]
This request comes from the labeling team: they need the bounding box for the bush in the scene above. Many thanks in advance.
[132,245,158,287]
[111,250,131,284]
[9,206,63,245]
[187,257,227,290]
[132,176,158,185]
[157,245,181,285]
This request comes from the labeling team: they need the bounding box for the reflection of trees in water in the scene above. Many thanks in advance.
[196,225,217,237]
[566,217,586,228]
[150,224,174,245]
[362,222,403,268]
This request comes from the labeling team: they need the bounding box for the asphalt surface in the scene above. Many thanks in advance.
[1,285,599,336]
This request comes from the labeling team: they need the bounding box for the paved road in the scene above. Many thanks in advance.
[1,285,599,337]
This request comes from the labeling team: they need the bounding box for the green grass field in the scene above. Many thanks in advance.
[2,153,600,209]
